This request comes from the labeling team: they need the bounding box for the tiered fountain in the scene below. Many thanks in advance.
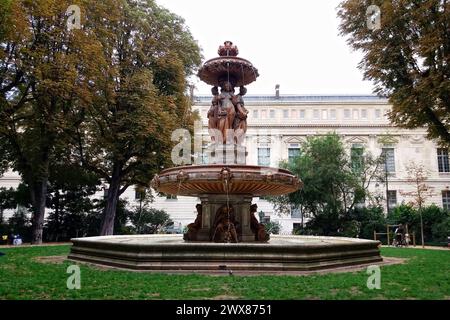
[69,42,382,272]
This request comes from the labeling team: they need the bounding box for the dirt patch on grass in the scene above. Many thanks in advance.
[211,295,241,300]
[34,256,66,264]
[304,296,320,300]
[188,288,212,292]
[146,293,161,298]
[350,286,362,295]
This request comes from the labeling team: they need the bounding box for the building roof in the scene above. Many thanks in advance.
[193,94,389,106]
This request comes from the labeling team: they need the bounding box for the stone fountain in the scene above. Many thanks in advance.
[68,42,382,272]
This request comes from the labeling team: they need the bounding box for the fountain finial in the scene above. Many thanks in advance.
[218,41,239,57]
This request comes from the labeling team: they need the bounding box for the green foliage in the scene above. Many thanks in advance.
[263,221,281,235]
[270,133,384,236]
[6,206,31,241]
[338,0,450,145]
[432,217,450,243]
[346,206,387,239]
[0,187,17,216]
[388,204,449,244]
[0,0,201,239]
[71,0,201,235]
[127,207,173,234]
[0,0,107,243]
[388,204,417,226]
[44,163,100,241]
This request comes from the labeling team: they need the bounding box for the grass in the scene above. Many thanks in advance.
[0,245,449,300]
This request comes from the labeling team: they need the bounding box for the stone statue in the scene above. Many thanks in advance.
[250,204,270,242]
[207,83,249,146]
[216,81,236,144]
[211,205,239,243]
[207,87,220,142]
[183,204,202,241]
[232,86,248,145]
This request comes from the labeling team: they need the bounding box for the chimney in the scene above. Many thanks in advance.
[275,84,280,99]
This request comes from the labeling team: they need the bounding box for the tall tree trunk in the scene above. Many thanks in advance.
[54,190,60,242]
[30,179,48,244]
[100,164,122,236]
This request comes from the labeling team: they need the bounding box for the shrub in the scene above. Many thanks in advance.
[264,221,281,235]
[432,217,450,243]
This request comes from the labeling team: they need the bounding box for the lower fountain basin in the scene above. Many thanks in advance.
[68,234,382,272]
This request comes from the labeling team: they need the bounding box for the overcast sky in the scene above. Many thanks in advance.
[156,0,375,95]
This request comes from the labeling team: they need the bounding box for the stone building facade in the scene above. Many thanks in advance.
[2,95,450,234]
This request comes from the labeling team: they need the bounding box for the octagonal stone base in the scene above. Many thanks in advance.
[68,235,382,272]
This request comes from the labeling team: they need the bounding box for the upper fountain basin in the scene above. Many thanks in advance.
[151,164,302,197]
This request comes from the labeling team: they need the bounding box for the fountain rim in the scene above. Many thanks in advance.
[157,164,296,175]
[201,56,257,67]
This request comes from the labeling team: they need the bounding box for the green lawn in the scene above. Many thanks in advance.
[0,245,449,300]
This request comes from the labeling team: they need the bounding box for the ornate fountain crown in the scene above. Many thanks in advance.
[218,41,239,57]
[199,41,259,87]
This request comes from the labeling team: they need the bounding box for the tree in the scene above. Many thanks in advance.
[8,206,31,241]
[401,161,436,209]
[44,161,100,241]
[0,0,105,243]
[128,207,173,234]
[269,134,384,235]
[338,1,450,146]
[400,161,436,247]
[73,0,201,235]
[0,187,16,223]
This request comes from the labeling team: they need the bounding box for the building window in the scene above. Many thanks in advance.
[351,144,364,172]
[166,194,178,200]
[313,109,320,119]
[299,110,305,119]
[288,147,301,163]
[437,148,450,173]
[382,148,396,173]
[361,109,367,119]
[353,109,359,119]
[283,110,289,118]
[322,110,328,119]
[442,191,450,210]
[330,109,336,119]
[261,109,267,119]
[291,110,298,118]
[387,190,397,209]
[258,148,271,166]
[344,109,351,119]
[269,110,276,118]
[253,110,258,118]
[375,109,381,119]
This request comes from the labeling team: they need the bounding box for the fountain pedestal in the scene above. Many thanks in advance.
[197,194,255,242]
[207,144,247,165]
